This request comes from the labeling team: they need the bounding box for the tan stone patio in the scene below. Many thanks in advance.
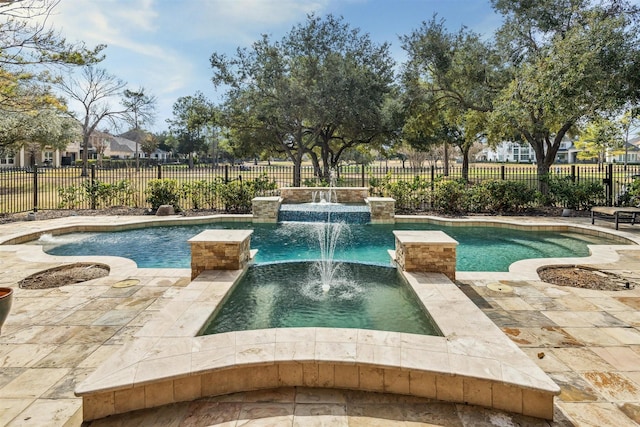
[0,214,639,426]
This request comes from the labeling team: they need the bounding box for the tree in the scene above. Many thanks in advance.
[140,133,158,159]
[212,14,397,184]
[401,17,502,179]
[57,66,128,176]
[0,0,103,155]
[284,15,397,179]
[0,0,103,69]
[574,118,625,163]
[166,92,215,168]
[0,107,78,164]
[488,0,640,191]
[620,107,640,168]
[121,88,157,169]
[0,0,103,111]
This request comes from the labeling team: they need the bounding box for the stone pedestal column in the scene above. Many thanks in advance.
[392,230,458,281]
[188,230,253,279]
[365,197,395,223]
[252,196,282,223]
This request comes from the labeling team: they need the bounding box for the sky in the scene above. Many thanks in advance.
[45,0,503,133]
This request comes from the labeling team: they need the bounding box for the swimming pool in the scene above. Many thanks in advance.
[200,262,442,336]
[36,221,627,271]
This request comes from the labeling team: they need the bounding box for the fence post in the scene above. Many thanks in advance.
[361,164,365,187]
[430,165,435,191]
[225,165,229,184]
[500,165,505,180]
[157,164,162,180]
[570,165,576,183]
[90,164,96,210]
[32,165,38,212]
[606,163,613,207]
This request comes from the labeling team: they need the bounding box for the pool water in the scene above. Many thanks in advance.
[38,221,625,271]
[199,262,441,336]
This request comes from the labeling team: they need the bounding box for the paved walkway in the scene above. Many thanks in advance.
[0,215,639,426]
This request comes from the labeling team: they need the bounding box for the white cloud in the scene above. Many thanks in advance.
[173,0,331,43]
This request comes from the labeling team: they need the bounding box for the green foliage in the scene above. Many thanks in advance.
[303,178,329,187]
[546,176,605,210]
[212,14,396,183]
[618,179,640,207]
[476,180,537,213]
[627,179,640,207]
[56,185,84,209]
[82,179,135,209]
[57,179,136,209]
[180,180,220,210]
[368,172,391,197]
[386,176,431,212]
[109,180,137,207]
[574,118,624,162]
[145,179,181,211]
[430,179,468,214]
[219,174,278,213]
[167,92,215,164]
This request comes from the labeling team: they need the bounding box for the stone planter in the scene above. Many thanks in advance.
[0,287,13,334]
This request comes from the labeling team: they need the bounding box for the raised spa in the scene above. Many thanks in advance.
[200,261,442,336]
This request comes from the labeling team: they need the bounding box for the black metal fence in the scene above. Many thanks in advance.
[1,162,639,215]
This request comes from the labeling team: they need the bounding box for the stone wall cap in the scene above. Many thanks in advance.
[365,197,395,202]
[393,230,458,245]
[188,229,253,243]
[252,196,282,202]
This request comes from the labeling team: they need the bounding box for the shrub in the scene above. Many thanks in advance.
[385,176,431,212]
[617,178,640,207]
[181,180,220,210]
[219,174,278,213]
[57,185,84,209]
[145,179,181,211]
[547,176,605,210]
[431,179,468,214]
[465,184,492,213]
[110,179,136,206]
[477,180,537,214]
[368,172,391,197]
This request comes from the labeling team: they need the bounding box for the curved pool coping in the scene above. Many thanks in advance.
[2,214,639,421]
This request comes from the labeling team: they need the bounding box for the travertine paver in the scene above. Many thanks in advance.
[464,243,640,426]
[0,214,639,425]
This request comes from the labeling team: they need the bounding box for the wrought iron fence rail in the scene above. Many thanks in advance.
[1,163,639,215]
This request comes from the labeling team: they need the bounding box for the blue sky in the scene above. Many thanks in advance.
[47,0,502,132]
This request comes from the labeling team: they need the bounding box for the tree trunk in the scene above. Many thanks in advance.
[443,142,449,176]
[81,134,90,177]
[461,147,470,182]
[292,152,303,187]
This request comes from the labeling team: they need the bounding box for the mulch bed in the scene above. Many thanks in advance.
[538,266,636,291]
[19,263,110,289]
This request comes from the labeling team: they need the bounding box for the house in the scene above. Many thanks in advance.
[477,138,584,164]
[0,130,144,168]
[606,136,640,164]
[554,139,581,164]
[477,141,535,163]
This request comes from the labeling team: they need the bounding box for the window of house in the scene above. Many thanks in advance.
[0,152,15,165]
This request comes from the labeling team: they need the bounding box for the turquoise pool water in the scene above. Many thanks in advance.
[37,221,626,271]
[200,262,442,336]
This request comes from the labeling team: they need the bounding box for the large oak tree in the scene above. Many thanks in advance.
[489,0,640,190]
[402,1,640,192]
[211,14,397,185]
